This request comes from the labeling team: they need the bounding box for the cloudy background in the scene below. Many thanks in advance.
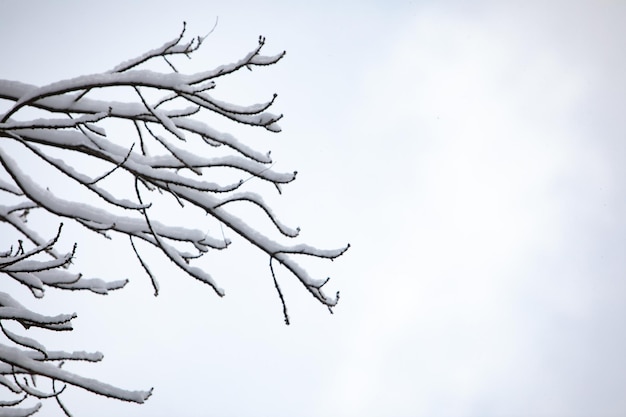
[1,1,626,416]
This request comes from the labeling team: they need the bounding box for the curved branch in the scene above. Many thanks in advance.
[213,192,300,237]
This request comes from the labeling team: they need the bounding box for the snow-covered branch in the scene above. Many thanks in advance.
[0,24,347,416]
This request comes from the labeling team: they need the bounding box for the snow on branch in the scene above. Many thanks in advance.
[0,24,348,415]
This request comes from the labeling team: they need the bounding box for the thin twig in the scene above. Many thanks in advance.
[269,256,289,325]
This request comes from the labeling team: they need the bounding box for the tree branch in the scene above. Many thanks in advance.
[0,25,347,415]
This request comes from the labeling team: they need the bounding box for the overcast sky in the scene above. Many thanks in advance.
[2,1,626,416]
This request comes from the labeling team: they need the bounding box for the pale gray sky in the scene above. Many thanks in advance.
[2,1,626,416]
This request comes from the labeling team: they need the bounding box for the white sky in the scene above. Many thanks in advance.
[2,1,626,416]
